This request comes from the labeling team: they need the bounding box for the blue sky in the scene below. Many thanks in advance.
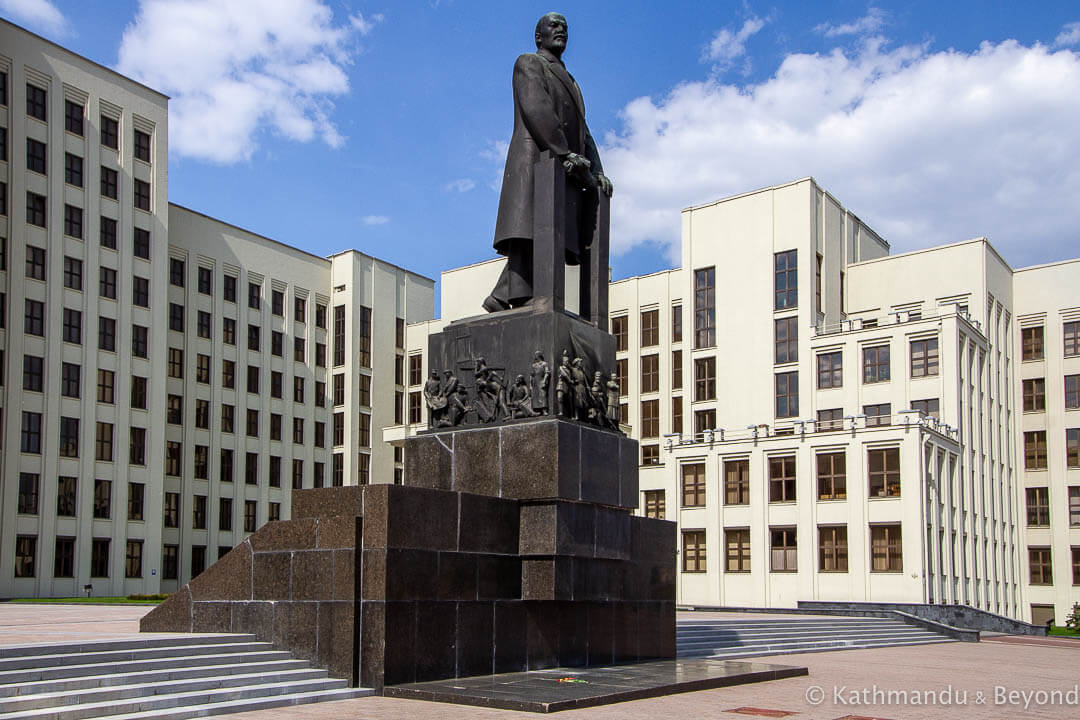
[5,0,1080,290]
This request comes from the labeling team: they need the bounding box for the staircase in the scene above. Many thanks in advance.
[678,615,957,660]
[0,633,371,719]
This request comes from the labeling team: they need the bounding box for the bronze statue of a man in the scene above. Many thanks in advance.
[484,12,614,313]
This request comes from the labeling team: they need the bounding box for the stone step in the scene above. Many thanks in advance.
[103,687,373,720]
[0,678,355,720]
[0,668,330,712]
[0,650,294,685]
[677,619,897,628]
[0,643,274,672]
[679,636,957,661]
[0,659,310,698]
[677,624,929,638]
[0,636,255,660]
[677,629,944,649]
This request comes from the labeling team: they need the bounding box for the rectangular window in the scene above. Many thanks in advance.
[1066,375,1080,410]
[63,205,83,239]
[197,312,211,341]
[59,418,80,458]
[222,359,235,388]
[193,495,207,530]
[912,398,940,419]
[1026,487,1050,526]
[640,309,659,347]
[682,530,706,573]
[128,482,145,521]
[97,317,115,352]
[819,526,848,572]
[90,538,110,578]
[1023,378,1046,412]
[56,476,77,515]
[611,315,628,352]
[694,267,716,348]
[870,524,903,572]
[268,456,281,487]
[18,473,39,515]
[641,354,660,393]
[246,453,258,485]
[1029,547,1052,585]
[910,338,939,377]
[1064,321,1080,358]
[134,129,151,162]
[694,357,716,401]
[641,444,660,465]
[775,371,798,418]
[817,408,843,431]
[168,348,183,378]
[169,303,184,332]
[245,500,258,533]
[191,546,207,577]
[219,498,233,531]
[61,362,80,396]
[672,396,682,435]
[95,422,113,461]
[270,413,282,441]
[333,412,344,446]
[694,409,715,439]
[868,447,901,497]
[770,528,797,572]
[95,481,113,519]
[358,412,371,447]
[162,545,178,580]
[194,445,209,479]
[316,303,327,328]
[101,115,118,148]
[333,305,345,366]
[95,267,114,299]
[15,536,36,578]
[65,100,84,134]
[1022,326,1044,361]
[774,316,798,364]
[358,306,372,368]
[223,317,235,345]
[23,356,44,392]
[133,179,150,211]
[197,266,212,294]
[27,138,47,174]
[1068,429,1080,469]
[1069,487,1080,527]
[672,305,682,343]
[863,345,890,383]
[296,297,307,323]
[272,289,284,316]
[681,463,705,507]
[616,358,628,396]
[64,153,83,187]
[408,355,423,386]
[133,227,151,260]
[409,392,422,424]
[100,166,117,199]
[131,377,147,409]
[248,281,261,309]
[132,276,150,308]
[221,449,234,482]
[100,216,118,248]
[54,537,75,578]
[250,326,262,352]
[817,452,846,500]
[294,337,305,362]
[724,459,749,505]
[26,245,46,280]
[165,441,182,476]
[129,427,146,465]
[26,83,48,121]
[1073,548,1080,586]
[248,366,261,394]
[640,399,659,438]
[195,399,209,429]
[864,403,892,427]
[725,529,751,572]
[774,250,797,310]
[247,409,260,437]
[1025,430,1048,470]
[644,490,665,519]
[671,350,682,390]
[769,455,796,502]
[221,405,234,433]
[26,192,46,227]
[294,376,305,403]
[817,351,842,388]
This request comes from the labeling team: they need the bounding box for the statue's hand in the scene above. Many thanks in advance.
[595,173,613,197]
[562,152,592,174]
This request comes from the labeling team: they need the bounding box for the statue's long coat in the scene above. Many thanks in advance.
[493,48,603,258]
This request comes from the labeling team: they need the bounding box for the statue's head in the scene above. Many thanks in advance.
[431,370,439,379]
[516,374,526,384]
[534,12,568,56]
[534,350,543,361]
[572,357,582,367]
[444,370,453,377]
[594,371,602,380]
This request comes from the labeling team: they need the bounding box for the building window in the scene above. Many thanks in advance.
[26,245,47,281]
[97,266,117,299]
[774,250,797,310]
[1066,375,1080,410]
[1023,378,1046,413]
[59,418,80,458]
[1029,547,1052,585]
[694,409,715,439]
[134,129,151,162]
[408,391,422,424]
[95,317,115,352]
[26,192,46,227]
[61,361,80,396]
[89,538,110,578]
[194,445,209,479]
[1073,548,1080,586]
[817,408,843,431]
[133,179,150,211]
[864,403,892,427]
[639,399,660,438]
[268,455,281,487]
[816,351,842,389]
[1022,326,1044,361]
[775,316,798,364]
[694,357,716,401]
[641,444,660,465]
[819,526,848,572]
[62,308,82,344]
[817,452,846,500]
[672,396,683,435]
[222,317,236,345]
[56,476,77,516]
[292,458,304,489]
[251,326,263,352]
[195,399,209,429]
[770,528,797,572]
[165,441,182,476]
[294,376,306,404]
[1068,429,1080,468]
[54,537,75,578]
[95,422,113,461]
[333,374,345,406]
[358,412,371,447]
[1026,487,1050,526]
[18,474,39,515]
[671,350,683,390]
[725,529,751,572]
[15,536,36,578]
[1025,430,1048,470]
[100,217,118,248]
[192,495,207,530]
[868,447,900,497]
[222,359,235,388]
[358,305,372,368]
[65,100,84,134]
[129,427,146,465]
[23,355,44,392]
[99,166,118,199]
[672,305,682,343]
[247,409,260,437]
[681,463,705,507]
[870,524,902,572]
[863,345,890,383]
[95,481,113,519]
[168,348,183,378]
[1064,321,1079,357]
[252,367,265,395]
[910,337,939,377]
[644,490,665,519]
[610,315,628,352]
[63,205,83,239]
[641,309,659,347]
[221,449,234,482]
[408,355,423,386]
[26,138,47,174]
[169,303,184,332]
[294,337,305,362]
[723,459,749,505]
[100,115,118,148]
[132,228,151,260]
[333,305,346,366]
[769,456,796,502]
[25,82,47,120]
[694,267,716,348]
[775,371,798,418]
[196,354,210,383]
[271,289,284,316]
[641,354,660,394]
[682,530,706,573]
[161,545,178,580]
[247,281,261,310]
[191,546,207,577]
[127,482,145,521]
[912,398,940,419]
[221,405,234,433]
[21,411,43,453]
[245,452,258,485]
[616,358,628,396]
[245,500,258,533]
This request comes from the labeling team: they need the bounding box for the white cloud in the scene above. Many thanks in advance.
[117,0,379,164]
[481,139,510,191]
[0,0,67,35]
[815,8,887,38]
[444,178,476,193]
[1055,22,1080,48]
[602,38,1080,268]
[362,215,389,226]
[705,17,766,72]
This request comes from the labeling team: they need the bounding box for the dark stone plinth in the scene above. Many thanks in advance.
[405,418,637,509]
[382,658,810,713]
[426,308,616,433]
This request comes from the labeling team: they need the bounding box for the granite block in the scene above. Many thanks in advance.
[525,602,559,669]
[359,601,386,690]
[415,602,457,682]
[580,429,619,506]
[385,548,439,601]
[631,516,677,602]
[573,559,625,601]
[521,558,573,600]
[594,507,632,561]
[249,518,317,552]
[252,551,292,601]
[477,554,521,600]
[293,550,333,601]
[332,549,358,601]
[636,602,663,660]
[292,486,365,520]
[493,601,528,673]
[559,502,596,556]
[382,485,458,551]
[139,587,191,632]
[437,552,477,601]
[518,504,556,556]
[360,548,386,600]
[456,601,495,678]
[273,601,317,662]
[502,421,578,501]
[383,601,418,686]
[360,486,388,549]
[316,601,357,684]
[458,493,519,555]
[586,602,614,666]
[658,602,677,658]
[403,434,454,491]
[556,601,588,667]
[452,428,500,496]
[317,515,360,549]
[618,436,639,508]
[192,601,232,633]
[231,601,274,642]
[612,602,639,663]
[188,540,252,601]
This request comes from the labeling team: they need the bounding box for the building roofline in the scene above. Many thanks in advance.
[611,267,680,284]
[847,236,1012,272]
[2,18,170,101]
[170,202,336,265]
[326,248,436,284]
[441,257,504,274]
[1014,256,1080,273]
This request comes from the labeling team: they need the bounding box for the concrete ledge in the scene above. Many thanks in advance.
[797,601,1047,636]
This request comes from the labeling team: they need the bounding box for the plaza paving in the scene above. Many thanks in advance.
[2,603,1078,719]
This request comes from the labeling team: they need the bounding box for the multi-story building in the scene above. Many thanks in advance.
[394,178,1079,624]
[0,19,435,598]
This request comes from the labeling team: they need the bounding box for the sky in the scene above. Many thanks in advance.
[4,0,1080,296]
